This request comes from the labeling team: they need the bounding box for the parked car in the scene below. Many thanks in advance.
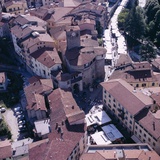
[15,111,23,116]
[18,124,26,128]
[18,120,26,125]
[0,107,6,113]
[19,127,27,132]
[17,115,25,121]
[19,125,27,132]
[14,106,21,112]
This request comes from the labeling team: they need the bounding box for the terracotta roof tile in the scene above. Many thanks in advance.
[101,79,153,116]
[48,88,85,125]
[65,46,106,66]
[30,47,62,68]
[29,88,86,160]
[24,79,53,111]
[0,140,12,159]
[135,108,160,139]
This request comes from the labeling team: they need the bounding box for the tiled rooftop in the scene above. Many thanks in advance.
[29,88,86,160]
[0,140,12,159]
[24,78,53,111]
[101,79,153,116]
[30,47,62,68]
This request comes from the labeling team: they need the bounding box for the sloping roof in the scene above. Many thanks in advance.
[29,88,86,160]
[80,147,160,160]
[65,46,106,66]
[14,15,46,26]
[0,140,12,159]
[11,25,46,40]
[4,0,24,8]
[151,93,160,106]
[132,61,151,71]
[135,108,160,139]
[24,79,53,111]
[30,47,62,68]
[22,33,54,49]
[101,79,153,116]
[48,88,85,124]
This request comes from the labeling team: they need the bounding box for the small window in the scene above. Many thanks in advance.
[144,134,146,137]
[109,94,111,98]
[135,131,137,135]
[148,138,151,142]
[142,83,146,87]
[140,130,142,133]
[153,142,156,146]
[152,83,155,86]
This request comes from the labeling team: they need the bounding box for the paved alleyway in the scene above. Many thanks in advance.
[3,108,19,141]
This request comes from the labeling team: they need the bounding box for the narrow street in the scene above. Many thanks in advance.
[104,0,129,81]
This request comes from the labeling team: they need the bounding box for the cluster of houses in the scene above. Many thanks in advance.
[1,0,160,160]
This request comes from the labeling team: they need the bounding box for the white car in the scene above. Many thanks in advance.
[0,107,6,113]
[15,111,23,116]
[19,124,26,128]
[18,120,26,125]
[14,106,21,112]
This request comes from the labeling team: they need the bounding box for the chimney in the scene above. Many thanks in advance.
[114,151,116,158]
[55,122,58,130]
[57,126,61,133]
[152,122,155,131]
[60,128,63,139]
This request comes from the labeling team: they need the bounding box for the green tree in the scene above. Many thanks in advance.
[145,0,160,22]
[139,42,157,61]
[155,31,160,46]
[154,10,160,29]
[118,9,129,30]
[125,6,146,40]
[147,21,156,40]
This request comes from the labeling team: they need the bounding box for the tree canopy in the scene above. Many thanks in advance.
[118,0,160,46]
[139,42,157,61]
[117,9,129,30]
[124,6,146,40]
